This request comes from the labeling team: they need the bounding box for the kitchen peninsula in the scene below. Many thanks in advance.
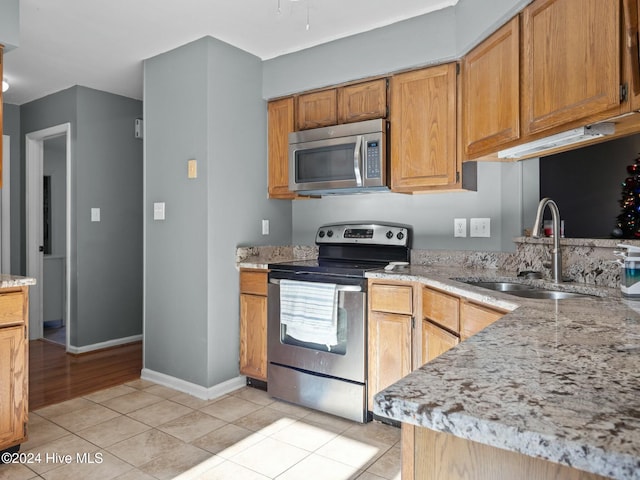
[371,265,640,480]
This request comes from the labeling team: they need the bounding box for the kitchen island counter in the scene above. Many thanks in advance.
[370,265,640,480]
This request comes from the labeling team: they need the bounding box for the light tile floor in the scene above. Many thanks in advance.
[1,380,401,480]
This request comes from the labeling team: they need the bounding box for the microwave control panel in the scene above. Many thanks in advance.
[365,141,381,179]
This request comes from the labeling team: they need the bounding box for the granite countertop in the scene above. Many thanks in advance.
[0,274,37,288]
[370,266,640,480]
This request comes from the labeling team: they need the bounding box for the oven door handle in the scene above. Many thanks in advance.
[269,277,362,292]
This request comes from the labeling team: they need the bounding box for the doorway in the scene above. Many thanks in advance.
[26,123,71,349]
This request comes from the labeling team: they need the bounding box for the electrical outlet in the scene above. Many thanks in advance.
[470,218,491,237]
[262,219,270,235]
[454,218,467,237]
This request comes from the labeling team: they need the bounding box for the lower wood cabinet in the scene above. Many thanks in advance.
[239,269,268,381]
[422,320,459,363]
[368,280,508,410]
[460,300,506,341]
[368,280,416,410]
[0,287,29,452]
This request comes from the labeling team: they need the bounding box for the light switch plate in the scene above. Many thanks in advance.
[153,202,165,221]
[91,208,100,222]
[187,159,197,179]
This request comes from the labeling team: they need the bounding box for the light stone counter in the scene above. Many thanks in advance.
[235,245,318,269]
[370,266,640,480]
[0,274,36,288]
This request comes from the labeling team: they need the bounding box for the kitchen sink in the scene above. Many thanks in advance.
[465,281,535,292]
[462,280,592,300]
[505,290,590,300]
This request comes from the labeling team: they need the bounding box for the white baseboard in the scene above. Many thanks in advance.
[66,334,143,354]
[141,368,247,400]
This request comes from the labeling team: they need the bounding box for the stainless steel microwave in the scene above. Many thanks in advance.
[288,119,389,195]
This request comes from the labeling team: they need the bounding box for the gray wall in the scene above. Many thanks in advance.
[144,36,291,388]
[21,86,143,347]
[264,0,538,252]
[291,162,529,251]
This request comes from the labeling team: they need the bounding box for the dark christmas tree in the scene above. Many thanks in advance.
[613,156,640,238]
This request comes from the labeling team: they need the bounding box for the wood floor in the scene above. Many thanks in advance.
[29,339,143,411]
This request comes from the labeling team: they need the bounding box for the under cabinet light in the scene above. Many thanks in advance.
[497,123,615,159]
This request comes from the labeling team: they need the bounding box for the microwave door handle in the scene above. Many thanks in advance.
[353,135,363,187]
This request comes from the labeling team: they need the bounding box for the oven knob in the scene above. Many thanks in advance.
[318,230,325,238]
[327,230,334,237]
[386,231,393,239]
[397,232,405,240]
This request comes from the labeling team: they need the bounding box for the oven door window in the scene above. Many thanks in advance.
[295,144,357,183]
[280,293,348,355]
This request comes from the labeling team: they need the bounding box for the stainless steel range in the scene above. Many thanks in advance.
[267,222,412,423]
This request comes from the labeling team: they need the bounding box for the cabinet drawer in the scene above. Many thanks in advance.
[460,301,505,339]
[422,287,459,333]
[370,284,413,315]
[0,292,25,327]
[240,270,268,296]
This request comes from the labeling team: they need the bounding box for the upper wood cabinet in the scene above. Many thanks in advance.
[462,16,520,159]
[390,63,459,192]
[296,89,338,130]
[337,79,387,124]
[623,0,640,111]
[268,97,296,200]
[522,0,621,136]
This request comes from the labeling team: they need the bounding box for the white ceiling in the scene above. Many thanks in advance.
[2,0,458,106]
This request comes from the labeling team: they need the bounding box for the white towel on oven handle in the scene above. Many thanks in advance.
[280,279,339,346]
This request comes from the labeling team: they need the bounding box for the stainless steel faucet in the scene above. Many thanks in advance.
[532,198,563,283]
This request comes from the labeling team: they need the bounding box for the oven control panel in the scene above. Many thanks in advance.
[315,223,411,247]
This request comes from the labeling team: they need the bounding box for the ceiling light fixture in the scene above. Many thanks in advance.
[1,79,8,93]
[497,123,615,159]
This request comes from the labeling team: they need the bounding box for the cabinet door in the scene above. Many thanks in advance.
[390,63,458,192]
[268,98,296,199]
[522,0,620,135]
[460,301,505,341]
[296,89,338,130]
[338,79,387,124]
[624,0,640,110]
[0,326,27,450]
[239,293,268,381]
[368,311,412,410]
[422,320,459,364]
[462,16,520,158]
